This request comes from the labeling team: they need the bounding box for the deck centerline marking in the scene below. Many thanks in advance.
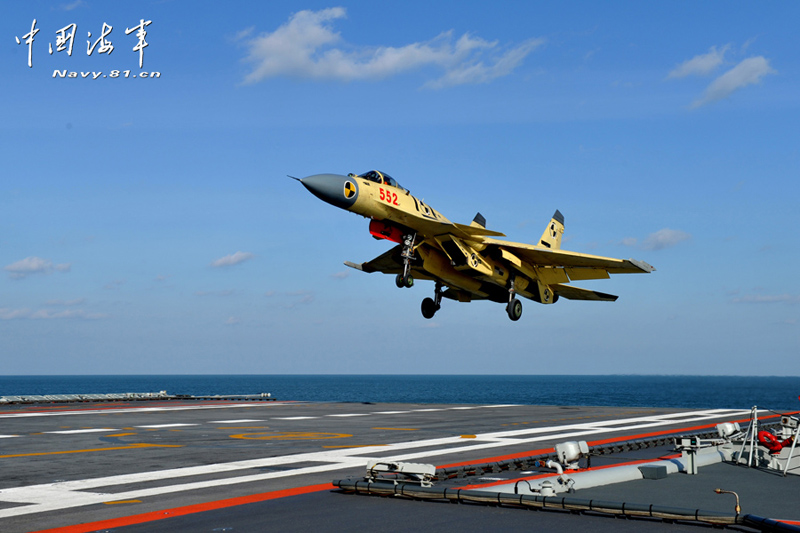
[209,419,264,423]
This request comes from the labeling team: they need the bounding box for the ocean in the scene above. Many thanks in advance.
[2,375,799,411]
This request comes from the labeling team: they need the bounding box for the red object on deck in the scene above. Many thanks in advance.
[758,430,793,454]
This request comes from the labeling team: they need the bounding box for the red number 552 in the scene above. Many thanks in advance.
[379,188,399,206]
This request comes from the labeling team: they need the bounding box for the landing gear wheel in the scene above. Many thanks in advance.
[421,297,438,319]
[507,298,522,321]
[395,273,414,288]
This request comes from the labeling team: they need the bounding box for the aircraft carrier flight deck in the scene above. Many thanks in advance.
[1,398,799,532]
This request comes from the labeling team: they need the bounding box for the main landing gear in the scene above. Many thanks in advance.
[395,233,416,289]
[506,276,522,321]
[421,281,443,319]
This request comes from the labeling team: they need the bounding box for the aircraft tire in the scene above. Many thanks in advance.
[421,297,437,319]
[507,298,522,321]
[396,273,414,288]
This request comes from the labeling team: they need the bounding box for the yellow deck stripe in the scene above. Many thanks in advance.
[322,444,388,449]
[0,443,182,458]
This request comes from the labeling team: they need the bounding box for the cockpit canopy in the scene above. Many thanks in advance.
[356,170,406,192]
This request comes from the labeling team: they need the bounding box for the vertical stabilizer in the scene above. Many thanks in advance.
[539,210,564,249]
[470,212,487,228]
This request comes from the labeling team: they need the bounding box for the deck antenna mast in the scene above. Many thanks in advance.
[736,406,759,467]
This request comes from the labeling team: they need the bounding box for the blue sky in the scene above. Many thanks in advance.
[2,1,798,376]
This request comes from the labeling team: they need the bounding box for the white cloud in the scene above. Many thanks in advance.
[211,251,255,268]
[224,316,242,325]
[0,308,31,320]
[640,229,691,251]
[240,7,543,88]
[59,0,85,11]
[234,26,255,41]
[0,307,106,320]
[692,56,776,108]
[195,289,235,297]
[285,290,315,307]
[732,294,800,304]
[104,279,126,290]
[4,256,71,279]
[330,271,349,280]
[668,45,729,79]
[44,298,86,306]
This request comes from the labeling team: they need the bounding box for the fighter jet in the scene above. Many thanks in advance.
[296,170,654,321]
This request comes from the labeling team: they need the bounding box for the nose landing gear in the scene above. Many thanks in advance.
[396,233,416,289]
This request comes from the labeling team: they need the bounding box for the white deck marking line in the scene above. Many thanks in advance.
[209,419,264,424]
[273,416,318,420]
[0,435,20,438]
[44,429,119,434]
[135,424,198,429]
[324,406,515,417]
[0,408,751,519]
[0,402,296,419]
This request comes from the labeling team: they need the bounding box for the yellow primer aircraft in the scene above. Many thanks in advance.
[296,170,654,321]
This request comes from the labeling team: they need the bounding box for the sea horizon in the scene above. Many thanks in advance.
[2,374,799,411]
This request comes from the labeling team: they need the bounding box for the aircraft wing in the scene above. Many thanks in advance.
[552,284,618,302]
[450,223,506,239]
[485,239,655,278]
[344,245,436,281]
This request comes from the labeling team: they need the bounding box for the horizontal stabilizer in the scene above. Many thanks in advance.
[344,261,366,272]
[552,284,618,302]
[344,245,403,275]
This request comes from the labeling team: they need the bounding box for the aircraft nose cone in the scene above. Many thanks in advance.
[300,174,359,209]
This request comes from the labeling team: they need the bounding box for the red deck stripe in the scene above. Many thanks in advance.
[29,483,334,533]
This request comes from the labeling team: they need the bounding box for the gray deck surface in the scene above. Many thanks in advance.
[0,400,797,532]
